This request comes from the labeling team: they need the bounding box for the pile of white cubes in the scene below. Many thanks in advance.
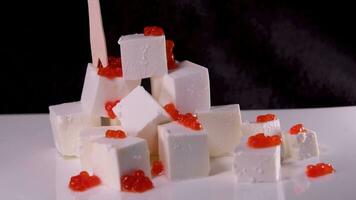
[49,0,320,191]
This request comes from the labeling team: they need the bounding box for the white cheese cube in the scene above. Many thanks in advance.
[81,63,141,117]
[79,126,122,172]
[241,119,281,136]
[241,118,290,162]
[282,129,319,162]
[233,139,281,182]
[118,34,167,80]
[113,86,171,154]
[49,102,101,156]
[241,118,287,161]
[196,104,242,157]
[151,60,210,113]
[90,136,151,189]
[158,122,210,181]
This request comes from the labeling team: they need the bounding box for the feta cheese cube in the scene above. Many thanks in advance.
[158,122,210,181]
[233,138,281,182]
[196,104,242,157]
[81,63,141,117]
[240,118,287,161]
[49,102,101,156]
[282,129,319,162]
[90,137,151,189]
[151,60,211,113]
[118,34,167,80]
[79,126,122,172]
[113,86,171,154]
[241,119,281,136]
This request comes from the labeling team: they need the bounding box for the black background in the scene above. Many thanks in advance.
[2,0,356,114]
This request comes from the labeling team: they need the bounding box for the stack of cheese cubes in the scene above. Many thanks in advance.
[49,0,321,191]
[238,117,319,182]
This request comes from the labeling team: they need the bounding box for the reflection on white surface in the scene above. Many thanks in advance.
[291,174,310,195]
[0,115,57,200]
[281,160,314,195]
[234,181,285,200]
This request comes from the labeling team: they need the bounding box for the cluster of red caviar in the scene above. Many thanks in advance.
[105,100,120,119]
[306,163,335,178]
[121,170,154,193]
[144,26,164,36]
[256,114,277,123]
[151,161,164,176]
[164,103,202,130]
[105,129,126,139]
[69,171,101,192]
[97,57,123,79]
[289,123,306,135]
[248,133,282,148]
[166,40,177,70]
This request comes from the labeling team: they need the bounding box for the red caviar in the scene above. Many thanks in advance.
[289,123,306,135]
[97,57,123,79]
[105,129,126,139]
[144,26,164,36]
[256,114,277,123]
[248,133,282,148]
[69,171,101,192]
[121,169,154,193]
[166,40,177,70]
[306,163,335,178]
[164,103,180,120]
[151,161,164,176]
[164,103,202,131]
[105,100,120,119]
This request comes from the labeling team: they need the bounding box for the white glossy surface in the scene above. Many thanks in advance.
[1,106,356,200]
